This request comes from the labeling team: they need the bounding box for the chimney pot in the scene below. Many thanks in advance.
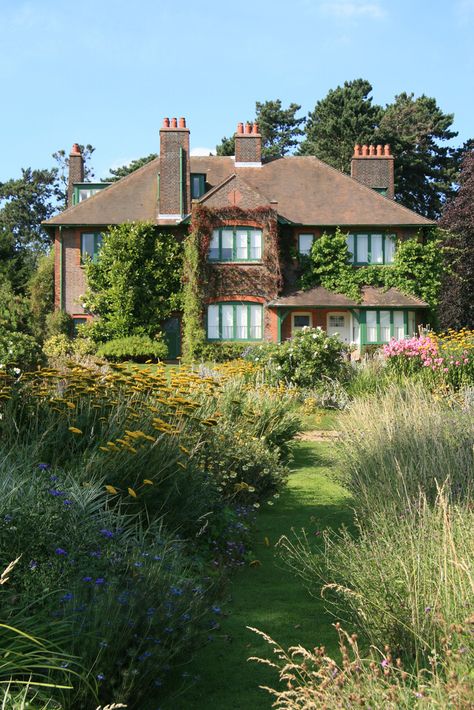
[244,122,252,134]
[376,144,383,156]
[179,117,186,128]
[361,144,369,156]
[70,143,81,156]
[237,122,244,134]
[384,144,391,156]
[252,122,259,134]
[171,117,178,128]
[369,145,376,156]
[162,117,170,128]
[354,144,361,156]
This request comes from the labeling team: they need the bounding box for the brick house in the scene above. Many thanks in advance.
[44,117,435,358]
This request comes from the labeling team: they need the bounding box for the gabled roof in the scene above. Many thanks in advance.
[44,154,435,228]
[269,286,428,309]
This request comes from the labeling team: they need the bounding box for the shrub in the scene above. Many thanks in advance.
[97,335,168,362]
[72,336,97,357]
[0,331,43,371]
[244,328,350,388]
[43,334,73,359]
[45,310,73,338]
[194,341,249,363]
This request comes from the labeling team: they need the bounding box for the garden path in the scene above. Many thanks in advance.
[168,415,352,710]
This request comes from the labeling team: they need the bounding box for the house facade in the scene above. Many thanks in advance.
[44,117,434,357]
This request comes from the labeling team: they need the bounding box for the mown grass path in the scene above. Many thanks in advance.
[169,416,352,710]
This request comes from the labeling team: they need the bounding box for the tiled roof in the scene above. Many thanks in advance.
[44,155,435,227]
[269,286,429,309]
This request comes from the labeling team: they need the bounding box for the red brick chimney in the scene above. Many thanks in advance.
[67,143,84,207]
[235,121,262,167]
[351,144,394,199]
[159,116,191,219]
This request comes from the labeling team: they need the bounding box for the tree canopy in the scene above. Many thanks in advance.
[439,150,474,329]
[102,153,158,182]
[52,144,95,208]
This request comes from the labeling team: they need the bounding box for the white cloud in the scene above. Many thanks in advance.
[319,0,386,20]
[191,147,216,156]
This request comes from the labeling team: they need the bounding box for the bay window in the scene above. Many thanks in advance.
[207,303,263,340]
[208,228,262,262]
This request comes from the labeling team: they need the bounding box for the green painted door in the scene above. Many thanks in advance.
[163,317,181,359]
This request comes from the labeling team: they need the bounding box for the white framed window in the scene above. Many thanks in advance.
[347,233,397,265]
[366,311,377,343]
[292,312,312,333]
[380,310,391,342]
[408,311,416,337]
[298,234,314,257]
[81,232,103,262]
[207,304,219,339]
[393,311,405,340]
[208,228,262,262]
[371,234,383,264]
[206,303,263,340]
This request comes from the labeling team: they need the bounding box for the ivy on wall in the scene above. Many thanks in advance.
[300,228,445,310]
[181,205,281,361]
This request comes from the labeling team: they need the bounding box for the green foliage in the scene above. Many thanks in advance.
[52,144,95,208]
[28,252,54,340]
[43,334,72,359]
[84,222,182,341]
[0,331,43,371]
[194,341,249,363]
[244,328,350,388]
[300,228,445,309]
[45,309,73,338]
[97,335,167,362]
[0,278,30,333]
[299,79,382,172]
[182,229,206,362]
[102,153,158,182]
[215,134,235,156]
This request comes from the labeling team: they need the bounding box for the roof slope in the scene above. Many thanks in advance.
[269,285,428,309]
[45,154,434,227]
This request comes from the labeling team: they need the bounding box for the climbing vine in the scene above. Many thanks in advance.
[300,228,445,310]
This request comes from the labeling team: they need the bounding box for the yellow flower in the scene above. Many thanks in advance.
[127,487,137,498]
[105,485,118,494]
[99,446,110,453]
[143,479,154,485]
[176,462,187,469]
[68,426,83,435]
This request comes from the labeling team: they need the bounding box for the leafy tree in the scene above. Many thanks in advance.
[28,251,55,340]
[216,99,306,157]
[373,93,459,217]
[299,79,382,172]
[83,222,183,341]
[439,150,474,329]
[102,153,158,182]
[52,144,95,208]
[0,168,57,291]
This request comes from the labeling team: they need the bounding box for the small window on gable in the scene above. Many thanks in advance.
[298,234,313,257]
[191,174,206,199]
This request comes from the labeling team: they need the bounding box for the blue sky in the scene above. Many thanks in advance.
[0,0,473,182]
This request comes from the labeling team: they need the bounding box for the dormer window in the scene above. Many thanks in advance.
[191,174,206,199]
[72,183,111,205]
[208,228,262,262]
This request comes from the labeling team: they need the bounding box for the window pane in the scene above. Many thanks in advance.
[250,305,262,339]
[366,311,377,342]
[236,230,248,260]
[371,234,383,264]
[221,231,233,260]
[207,305,219,339]
[81,233,95,259]
[408,311,416,337]
[380,310,390,342]
[222,305,234,339]
[209,230,220,260]
[294,315,310,328]
[347,234,355,262]
[298,234,313,257]
[236,305,248,339]
[393,311,404,340]
[250,230,262,259]
[329,315,345,328]
[352,321,360,344]
[357,235,368,263]
[385,235,396,264]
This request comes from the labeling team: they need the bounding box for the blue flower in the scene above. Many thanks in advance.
[29,560,38,570]
[96,673,105,681]
[138,651,152,661]
[153,555,162,561]
[90,550,101,558]
[212,605,221,614]
[3,514,13,523]
[134,561,143,568]
[61,592,73,602]
[164,627,174,634]
[99,640,108,648]
[50,474,59,482]
[100,529,114,539]
[49,489,63,497]
[82,576,93,582]
[38,463,50,470]
[170,586,183,596]
[147,607,156,616]
[95,578,105,585]
[63,499,72,506]
[55,548,67,556]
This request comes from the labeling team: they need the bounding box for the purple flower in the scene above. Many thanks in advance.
[95,577,105,585]
[49,489,63,497]
[381,659,389,668]
[100,529,114,539]
[63,499,72,506]
[38,463,50,470]
[61,592,73,602]
[425,606,432,613]
[55,548,67,556]
[82,576,93,582]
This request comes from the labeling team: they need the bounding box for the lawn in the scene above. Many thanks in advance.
[168,414,353,710]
